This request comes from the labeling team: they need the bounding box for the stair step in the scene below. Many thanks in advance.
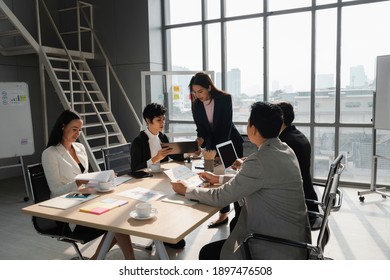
[84,121,116,128]
[58,79,95,83]
[68,101,105,105]
[0,30,21,37]
[53,68,90,74]
[85,132,121,140]
[0,15,8,20]
[63,90,100,94]
[79,111,110,116]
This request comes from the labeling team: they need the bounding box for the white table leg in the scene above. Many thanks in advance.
[154,240,169,260]
[97,231,115,260]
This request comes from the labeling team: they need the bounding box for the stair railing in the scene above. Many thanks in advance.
[37,0,110,147]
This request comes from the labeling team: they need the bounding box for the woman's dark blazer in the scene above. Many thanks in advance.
[192,92,243,157]
[130,130,184,172]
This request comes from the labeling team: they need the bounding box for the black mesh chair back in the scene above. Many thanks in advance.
[101,143,132,176]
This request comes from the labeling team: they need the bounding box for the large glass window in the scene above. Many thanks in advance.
[169,26,202,71]
[316,8,337,123]
[207,23,222,89]
[226,18,263,122]
[269,12,311,123]
[206,0,220,20]
[269,0,311,11]
[225,0,262,17]
[162,0,390,187]
[166,0,201,25]
[340,2,390,124]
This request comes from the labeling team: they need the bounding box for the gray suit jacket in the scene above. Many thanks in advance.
[186,137,311,259]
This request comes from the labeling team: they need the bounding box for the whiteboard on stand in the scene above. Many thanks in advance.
[0,82,35,158]
[374,55,390,130]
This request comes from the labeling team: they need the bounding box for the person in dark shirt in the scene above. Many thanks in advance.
[130,103,186,249]
[276,101,320,215]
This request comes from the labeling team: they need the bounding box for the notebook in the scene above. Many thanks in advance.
[39,193,99,210]
[216,140,238,173]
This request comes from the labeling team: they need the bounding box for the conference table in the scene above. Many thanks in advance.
[21,161,221,260]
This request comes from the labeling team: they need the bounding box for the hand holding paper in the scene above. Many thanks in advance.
[75,170,115,183]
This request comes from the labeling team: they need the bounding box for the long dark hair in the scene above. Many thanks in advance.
[46,109,81,148]
[188,72,228,104]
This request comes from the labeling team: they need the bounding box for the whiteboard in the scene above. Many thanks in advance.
[0,82,35,158]
[374,55,390,130]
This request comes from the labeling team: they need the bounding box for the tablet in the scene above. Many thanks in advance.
[216,140,238,169]
[161,141,198,154]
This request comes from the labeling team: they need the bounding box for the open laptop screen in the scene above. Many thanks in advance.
[216,140,238,169]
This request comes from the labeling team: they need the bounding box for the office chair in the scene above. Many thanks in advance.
[101,143,155,250]
[27,163,104,260]
[243,162,344,260]
[307,154,344,247]
[101,143,132,176]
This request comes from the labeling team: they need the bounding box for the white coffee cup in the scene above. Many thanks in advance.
[149,163,161,173]
[135,202,153,218]
[97,181,113,191]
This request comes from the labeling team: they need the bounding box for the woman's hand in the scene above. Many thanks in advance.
[196,137,204,147]
[78,186,97,194]
[76,180,89,187]
[153,147,173,163]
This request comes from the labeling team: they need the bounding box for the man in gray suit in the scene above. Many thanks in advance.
[172,101,311,259]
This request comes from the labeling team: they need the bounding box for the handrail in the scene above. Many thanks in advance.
[79,6,143,131]
[38,0,109,146]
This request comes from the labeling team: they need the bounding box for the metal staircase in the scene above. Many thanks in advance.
[0,0,142,171]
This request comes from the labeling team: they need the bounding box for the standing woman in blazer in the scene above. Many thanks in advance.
[42,109,135,259]
[189,72,244,229]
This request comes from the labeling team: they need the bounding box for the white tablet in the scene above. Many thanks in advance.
[216,140,238,169]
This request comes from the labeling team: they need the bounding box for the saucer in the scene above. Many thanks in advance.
[129,208,157,220]
[96,187,115,193]
[149,169,163,174]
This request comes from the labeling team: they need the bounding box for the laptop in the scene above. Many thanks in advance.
[216,140,238,173]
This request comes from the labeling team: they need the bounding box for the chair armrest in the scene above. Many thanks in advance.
[331,189,343,212]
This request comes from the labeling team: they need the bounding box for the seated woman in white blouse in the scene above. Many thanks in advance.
[42,109,135,260]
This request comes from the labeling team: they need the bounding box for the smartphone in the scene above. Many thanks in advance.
[195,164,204,170]
[65,192,90,198]
[131,170,153,179]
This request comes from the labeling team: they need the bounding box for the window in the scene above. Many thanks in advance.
[162,0,390,187]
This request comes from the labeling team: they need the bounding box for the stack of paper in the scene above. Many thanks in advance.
[79,198,128,215]
[164,165,203,188]
[162,193,198,206]
[117,187,165,202]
